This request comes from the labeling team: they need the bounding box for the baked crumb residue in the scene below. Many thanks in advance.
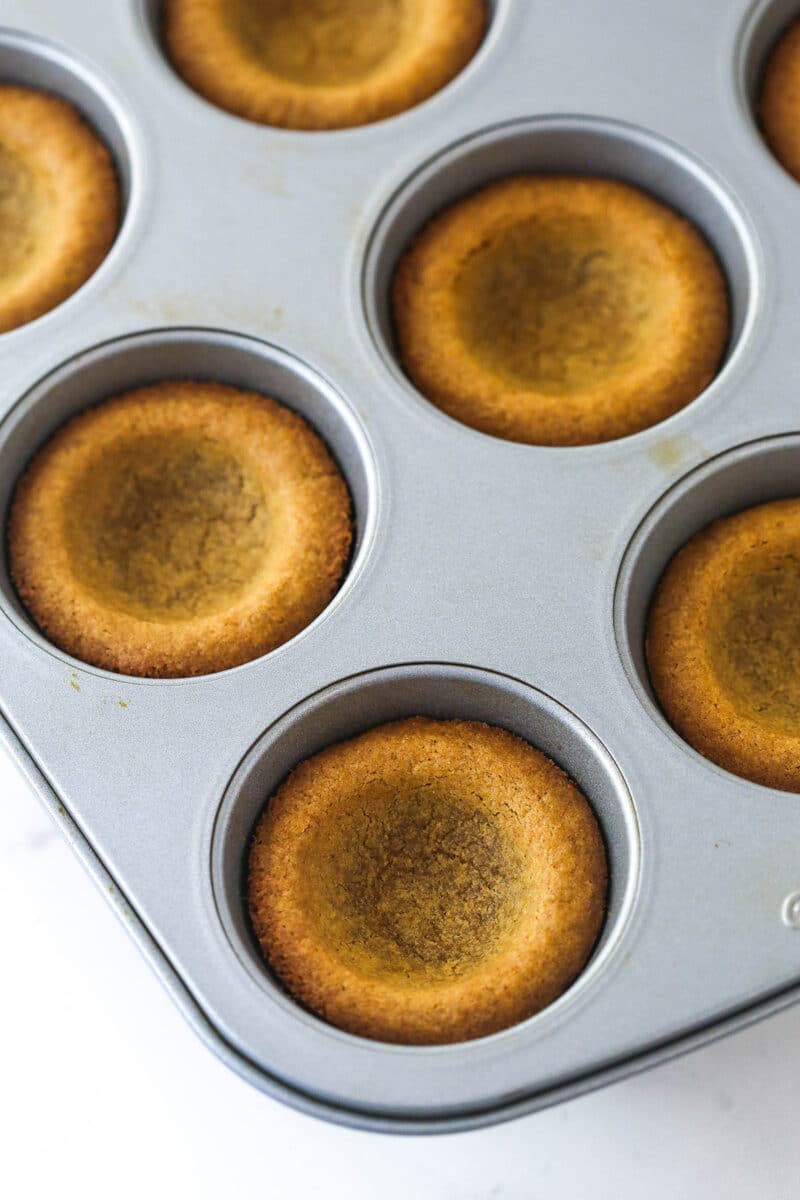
[248,717,608,1045]
[392,175,730,446]
[164,0,487,130]
[647,498,800,791]
[0,84,119,333]
[8,381,353,678]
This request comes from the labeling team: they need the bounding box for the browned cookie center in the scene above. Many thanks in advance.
[708,550,800,732]
[454,214,667,393]
[298,782,526,982]
[229,0,410,86]
[62,431,271,621]
[0,142,50,281]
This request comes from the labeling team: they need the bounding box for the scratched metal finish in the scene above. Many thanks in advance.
[0,0,798,1132]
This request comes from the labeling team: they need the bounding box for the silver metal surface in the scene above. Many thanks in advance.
[0,0,799,1133]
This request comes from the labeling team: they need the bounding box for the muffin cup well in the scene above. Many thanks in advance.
[0,28,141,328]
[0,328,377,679]
[615,434,800,773]
[211,662,639,1045]
[362,116,759,441]
[738,0,800,167]
[0,28,135,201]
[136,0,503,131]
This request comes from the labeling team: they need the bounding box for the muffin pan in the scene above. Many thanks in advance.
[0,0,799,1133]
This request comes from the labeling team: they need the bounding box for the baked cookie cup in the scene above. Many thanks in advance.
[392,176,730,446]
[647,498,800,792]
[7,381,353,677]
[0,84,120,333]
[247,717,608,1045]
[759,17,800,182]
[163,0,487,130]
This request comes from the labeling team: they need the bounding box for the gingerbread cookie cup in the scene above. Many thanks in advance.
[0,84,120,333]
[392,175,730,446]
[163,0,487,130]
[646,498,800,792]
[247,717,608,1045]
[7,381,353,677]
[759,17,800,181]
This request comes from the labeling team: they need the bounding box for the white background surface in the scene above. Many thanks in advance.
[2,748,799,1200]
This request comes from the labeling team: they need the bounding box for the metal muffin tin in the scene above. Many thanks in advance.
[1,0,799,1134]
